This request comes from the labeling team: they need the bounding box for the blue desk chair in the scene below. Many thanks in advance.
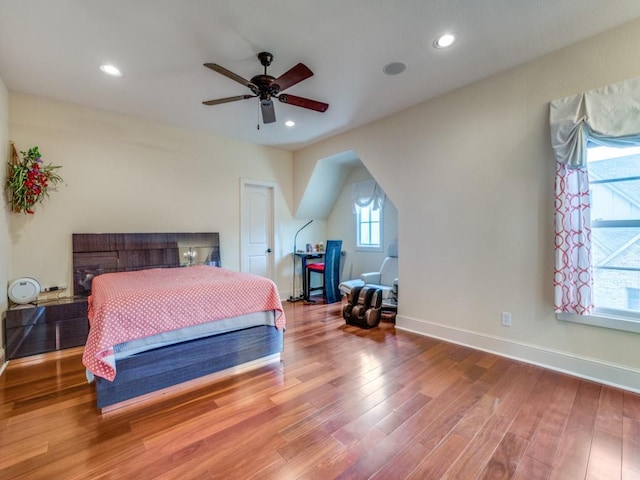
[305,240,342,303]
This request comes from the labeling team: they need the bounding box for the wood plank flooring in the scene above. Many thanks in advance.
[1,300,640,479]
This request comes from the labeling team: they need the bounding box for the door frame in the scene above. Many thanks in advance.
[240,178,276,278]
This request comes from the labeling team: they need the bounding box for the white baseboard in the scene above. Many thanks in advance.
[396,314,640,394]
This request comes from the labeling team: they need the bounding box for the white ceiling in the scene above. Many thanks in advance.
[1,0,640,151]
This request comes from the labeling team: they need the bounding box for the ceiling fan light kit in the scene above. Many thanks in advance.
[203,52,329,125]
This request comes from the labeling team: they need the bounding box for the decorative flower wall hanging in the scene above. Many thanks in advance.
[6,142,63,214]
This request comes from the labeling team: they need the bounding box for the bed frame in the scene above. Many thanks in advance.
[73,233,284,411]
[72,232,223,295]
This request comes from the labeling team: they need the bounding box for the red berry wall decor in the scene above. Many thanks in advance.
[6,142,63,214]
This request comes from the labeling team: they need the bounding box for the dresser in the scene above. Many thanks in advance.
[4,297,89,359]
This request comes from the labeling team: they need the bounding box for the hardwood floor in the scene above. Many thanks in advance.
[1,300,640,479]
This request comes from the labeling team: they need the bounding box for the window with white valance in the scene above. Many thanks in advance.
[352,180,385,250]
[550,77,640,167]
[550,76,640,331]
[351,180,385,212]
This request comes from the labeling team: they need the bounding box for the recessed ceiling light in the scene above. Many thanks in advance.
[433,33,456,49]
[99,64,122,77]
[383,62,406,76]
[285,120,295,127]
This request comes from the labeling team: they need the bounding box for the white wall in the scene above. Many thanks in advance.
[0,75,9,367]
[327,165,398,281]
[8,93,296,297]
[294,19,640,391]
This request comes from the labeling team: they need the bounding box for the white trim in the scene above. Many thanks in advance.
[355,245,384,253]
[557,311,640,333]
[396,314,640,394]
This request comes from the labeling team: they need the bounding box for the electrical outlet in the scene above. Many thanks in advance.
[501,312,512,327]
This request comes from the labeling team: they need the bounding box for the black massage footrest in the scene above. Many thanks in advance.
[342,286,382,328]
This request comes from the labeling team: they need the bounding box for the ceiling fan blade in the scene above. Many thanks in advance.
[204,63,257,90]
[202,95,254,106]
[278,94,329,112]
[273,63,313,92]
[261,99,276,124]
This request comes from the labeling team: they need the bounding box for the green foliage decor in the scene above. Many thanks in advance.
[7,145,63,214]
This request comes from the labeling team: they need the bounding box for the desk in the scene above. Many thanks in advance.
[293,251,324,300]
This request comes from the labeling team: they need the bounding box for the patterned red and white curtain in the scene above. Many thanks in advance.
[553,162,593,314]
[550,76,640,315]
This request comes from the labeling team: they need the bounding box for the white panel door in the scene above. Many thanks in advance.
[241,182,274,278]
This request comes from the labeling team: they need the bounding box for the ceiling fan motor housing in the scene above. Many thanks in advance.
[251,74,278,98]
[202,50,329,123]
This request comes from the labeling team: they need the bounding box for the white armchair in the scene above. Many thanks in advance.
[339,239,398,300]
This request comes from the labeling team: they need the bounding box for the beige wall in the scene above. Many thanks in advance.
[8,93,295,297]
[294,19,640,391]
[0,76,8,366]
[327,165,398,281]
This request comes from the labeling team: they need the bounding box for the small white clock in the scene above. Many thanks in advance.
[8,277,41,304]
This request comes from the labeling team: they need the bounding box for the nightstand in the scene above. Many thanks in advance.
[4,297,89,359]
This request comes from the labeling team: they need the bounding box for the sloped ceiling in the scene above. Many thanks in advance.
[295,151,360,219]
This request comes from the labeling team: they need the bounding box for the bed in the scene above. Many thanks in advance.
[74,233,285,411]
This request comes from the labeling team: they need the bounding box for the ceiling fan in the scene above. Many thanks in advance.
[202,52,329,124]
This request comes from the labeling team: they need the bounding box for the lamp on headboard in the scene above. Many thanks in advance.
[183,248,197,266]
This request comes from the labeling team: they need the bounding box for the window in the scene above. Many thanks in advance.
[587,144,640,318]
[351,179,385,251]
[550,77,640,331]
[356,203,382,250]
[628,288,640,311]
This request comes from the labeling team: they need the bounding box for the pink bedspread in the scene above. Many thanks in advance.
[82,265,285,381]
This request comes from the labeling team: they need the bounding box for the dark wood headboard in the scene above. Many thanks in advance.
[72,232,221,296]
